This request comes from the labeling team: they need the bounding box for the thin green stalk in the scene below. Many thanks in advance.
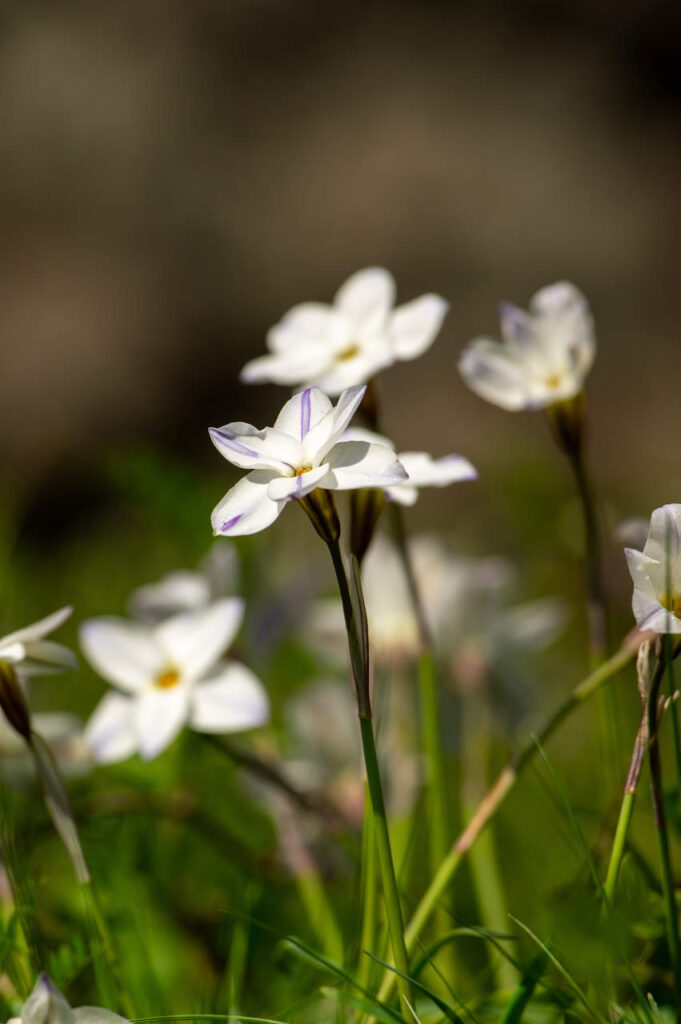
[603,642,652,908]
[376,637,638,1006]
[664,634,681,797]
[387,502,453,979]
[358,789,378,992]
[647,650,681,1008]
[327,536,412,1016]
[500,952,548,1024]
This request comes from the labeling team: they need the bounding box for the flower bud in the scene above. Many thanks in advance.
[0,660,31,741]
[299,489,341,545]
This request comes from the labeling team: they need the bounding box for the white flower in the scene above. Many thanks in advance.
[81,598,269,762]
[0,608,76,677]
[625,503,681,634]
[342,427,477,506]
[7,973,128,1024]
[240,267,449,395]
[209,385,406,537]
[129,544,239,621]
[459,282,595,411]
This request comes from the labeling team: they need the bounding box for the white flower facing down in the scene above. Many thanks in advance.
[240,267,449,395]
[0,607,76,677]
[7,973,127,1024]
[82,598,269,762]
[209,385,407,537]
[342,427,477,506]
[459,282,595,411]
[625,503,681,634]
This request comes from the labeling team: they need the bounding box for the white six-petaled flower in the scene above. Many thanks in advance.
[7,973,128,1024]
[459,282,595,411]
[625,503,681,634]
[240,267,449,395]
[342,427,477,506]
[0,607,76,677]
[209,385,406,537]
[81,598,269,762]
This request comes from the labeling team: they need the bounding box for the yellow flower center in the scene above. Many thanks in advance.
[338,344,360,362]
[661,593,681,619]
[296,466,314,476]
[155,668,181,689]
[545,373,564,390]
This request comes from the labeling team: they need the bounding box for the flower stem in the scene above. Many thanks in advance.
[326,535,412,1015]
[603,643,652,908]
[664,634,681,797]
[376,636,639,1005]
[358,787,378,992]
[647,649,681,1007]
[386,502,454,974]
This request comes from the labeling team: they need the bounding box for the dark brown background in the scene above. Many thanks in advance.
[1,0,679,520]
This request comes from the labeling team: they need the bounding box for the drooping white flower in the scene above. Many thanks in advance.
[209,385,406,537]
[129,544,239,621]
[81,598,269,762]
[0,608,76,677]
[7,973,128,1024]
[240,267,449,395]
[342,427,477,506]
[625,503,681,634]
[459,282,595,411]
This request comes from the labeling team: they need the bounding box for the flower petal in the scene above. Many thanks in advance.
[458,339,531,411]
[395,452,477,489]
[240,344,332,386]
[323,441,407,490]
[334,267,395,333]
[154,598,244,680]
[267,303,349,351]
[134,685,190,760]
[85,692,138,764]
[643,504,681,568]
[79,620,163,692]
[0,606,72,648]
[267,464,331,501]
[209,423,300,472]
[191,662,270,733]
[389,294,448,360]
[625,547,660,601]
[130,571,211,621]
[73,1008,130,1024]
[211,470,285,537]
[22,975,74,1024]
[273,387,333,441]
[302,385,367,464]
[17,640,78,676]
[530,281,595,377]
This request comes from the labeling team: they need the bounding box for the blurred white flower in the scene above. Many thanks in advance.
[240,267,448,395]
[129,543,239,621]
[459,282,595,411]
[209,386,406,537]
[7,973,128,1024]
[81,599,269,762]
[625,503,681,634]
[343,427,477,506]
[307,534,566,670]
[0,608,76,677]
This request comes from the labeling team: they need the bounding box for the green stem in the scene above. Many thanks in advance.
[358,788,378,992]
[376,638,638,1005]
[500,952,548,1024]
[326,537,412,1015]
[387,501,454,979]
[664,634,681,797]
[648,652,681,1008]
[603,791,636,908]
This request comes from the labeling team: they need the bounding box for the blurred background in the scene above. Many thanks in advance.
[1,2,680,1009]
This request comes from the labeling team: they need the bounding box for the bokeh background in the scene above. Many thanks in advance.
[1,2,681,1010]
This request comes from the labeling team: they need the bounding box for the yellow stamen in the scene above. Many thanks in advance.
[661,594,681,619]
[156,668,181,689]
[296,466,313,476]
[545,373,564,390]
[338,344,360,362]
